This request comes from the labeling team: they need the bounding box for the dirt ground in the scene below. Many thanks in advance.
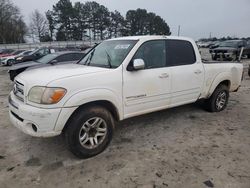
[0,49,250,188]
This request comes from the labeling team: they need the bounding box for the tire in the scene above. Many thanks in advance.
[64,105,115,159]
[7,59,14,66]
[204,84,229,112]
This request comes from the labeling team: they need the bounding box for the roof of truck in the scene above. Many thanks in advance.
[108,35,194,42]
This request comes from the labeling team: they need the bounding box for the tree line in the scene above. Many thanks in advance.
[199,36,250,42]
[40,0,171,42]
[0,0,171,44]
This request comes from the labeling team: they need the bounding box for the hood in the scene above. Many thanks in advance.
[9,61,39,70]
[15,64,109,87]
[1,55,15,60]
[213,47,237,51]
[0,54,11,57]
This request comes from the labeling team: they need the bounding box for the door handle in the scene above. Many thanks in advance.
[194,70,202,74]
[159,73,169,78]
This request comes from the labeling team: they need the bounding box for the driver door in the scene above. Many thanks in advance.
[123,40,171,119]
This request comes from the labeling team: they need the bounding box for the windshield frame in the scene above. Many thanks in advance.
[78,40,138,69]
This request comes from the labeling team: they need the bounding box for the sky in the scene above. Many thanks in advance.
[12,0,250,40]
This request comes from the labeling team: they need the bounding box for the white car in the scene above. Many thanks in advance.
[8,36,243,158]
[1,50,32,66]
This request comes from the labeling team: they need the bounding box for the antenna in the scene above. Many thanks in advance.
[178,25,181,36]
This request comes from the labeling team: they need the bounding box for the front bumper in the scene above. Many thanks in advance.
[211,52,235,60]
[1,60,7,66]
[9,92,62,137]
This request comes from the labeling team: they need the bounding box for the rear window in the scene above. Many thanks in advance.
[166,40,196,66]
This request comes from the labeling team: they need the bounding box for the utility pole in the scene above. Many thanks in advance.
[209,32,212,39]
[178,25,181,36]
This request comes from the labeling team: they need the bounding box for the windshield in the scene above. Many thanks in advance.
[12,50,24,55]
[79,40,138,68]
[36,53,58,63]
[219,41,239,48]
[29,49,39,55]
[23,51,32,55]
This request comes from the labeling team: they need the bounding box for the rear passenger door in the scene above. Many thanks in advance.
[166,40,204,106]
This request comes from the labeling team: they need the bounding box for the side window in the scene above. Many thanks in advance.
[166,40,196,66]
[36,49,45,56]
[55,54,79,62]
[71,53,84,61]
[55,54,71,62]
[133,40,166,69]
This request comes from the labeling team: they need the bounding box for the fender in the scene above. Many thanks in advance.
[63,88,123,119]
[53,88,123,132]
[206,72,231,98]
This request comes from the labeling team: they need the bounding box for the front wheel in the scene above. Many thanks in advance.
[204,84,229,112]
[64,105,115,159]
[7,59,14,66]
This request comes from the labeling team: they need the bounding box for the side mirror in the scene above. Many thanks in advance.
[132,59,145,71]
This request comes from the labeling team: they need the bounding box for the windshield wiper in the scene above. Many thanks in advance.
[105,50,112,68]
[84,49,95,66]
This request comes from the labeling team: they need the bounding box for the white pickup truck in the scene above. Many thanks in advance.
[9,36,243,158]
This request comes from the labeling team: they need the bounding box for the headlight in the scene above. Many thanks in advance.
[16,57,23,60]
[28,86,66,104]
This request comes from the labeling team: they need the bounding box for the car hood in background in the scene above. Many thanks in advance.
[9,61,39,70]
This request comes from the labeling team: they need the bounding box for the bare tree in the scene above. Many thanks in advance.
[0,0,26,43]
[29,9,48,42]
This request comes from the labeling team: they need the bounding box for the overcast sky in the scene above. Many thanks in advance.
[13,0,250,40]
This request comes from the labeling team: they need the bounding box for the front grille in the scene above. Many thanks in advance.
[14,80,24,102]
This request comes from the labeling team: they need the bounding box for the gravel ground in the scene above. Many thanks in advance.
[0,49,249,188]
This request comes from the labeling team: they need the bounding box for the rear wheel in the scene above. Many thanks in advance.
[204,84,229,112]
[64,105,115,159]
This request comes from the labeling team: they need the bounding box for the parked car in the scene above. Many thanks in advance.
[209,42,221,51]
[1,50,31,66]
[197,41,214,48]
[9,36,243,158]
[9,51,85,81]
[79,44,91,51]
[0,49,15,57]
[245,40,250,58]
[65,45,81,51]
[14,47,64,64]
[248,64,250,77]
[210,40,250,60]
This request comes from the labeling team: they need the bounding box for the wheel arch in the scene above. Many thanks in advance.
[62,100,120,134]
[206,72,231,98]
